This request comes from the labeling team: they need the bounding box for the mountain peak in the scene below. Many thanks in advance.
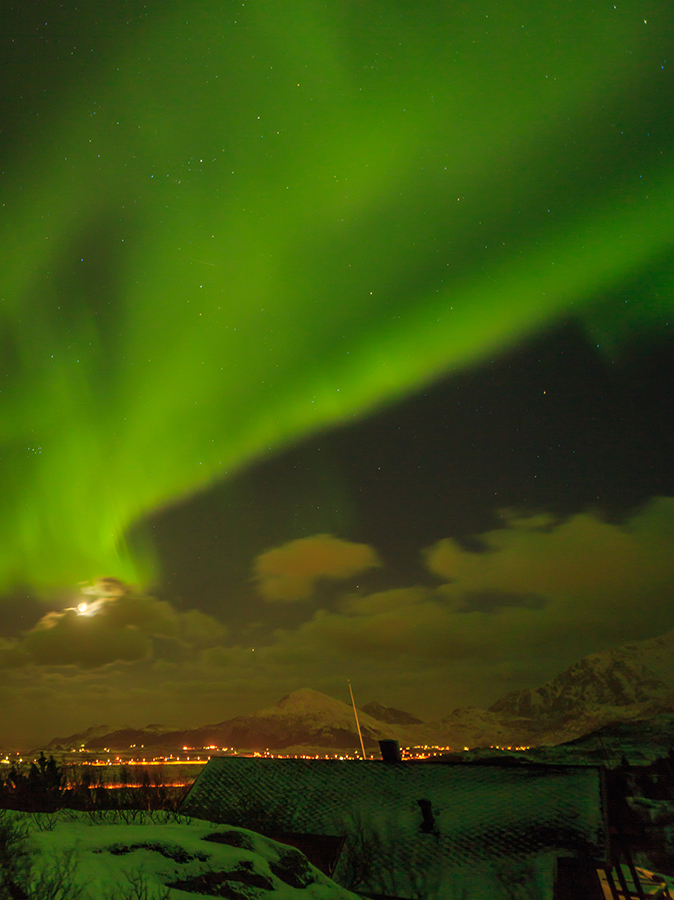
[267,688,351,717]
[275,688,334,707]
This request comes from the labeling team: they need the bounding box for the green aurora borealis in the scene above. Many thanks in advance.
[1,0,673,593]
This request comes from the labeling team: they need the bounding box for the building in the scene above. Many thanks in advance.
[180,754,613,899]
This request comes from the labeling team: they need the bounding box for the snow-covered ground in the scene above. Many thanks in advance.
[0,808,361,899]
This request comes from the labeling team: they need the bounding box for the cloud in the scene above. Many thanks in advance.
[0,637,30,670]
[0,591,228,670]
[424,499,674,618]
[23,608,152,668]
[254,534,382,601]
[5,501,674,747]
[209,497,674,714]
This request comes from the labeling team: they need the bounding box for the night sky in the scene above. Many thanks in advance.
[1,0,673,747]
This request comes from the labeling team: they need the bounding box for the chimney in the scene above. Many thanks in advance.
[417,799,436,833]
[379,739,402,763]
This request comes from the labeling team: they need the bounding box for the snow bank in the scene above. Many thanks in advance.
[3,809,360,899]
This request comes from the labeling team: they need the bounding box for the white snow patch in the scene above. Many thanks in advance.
[3,809,360,899]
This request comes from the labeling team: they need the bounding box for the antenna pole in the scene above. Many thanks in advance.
[348,679,367,761]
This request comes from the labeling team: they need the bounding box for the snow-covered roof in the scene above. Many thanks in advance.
[182,758,608,898]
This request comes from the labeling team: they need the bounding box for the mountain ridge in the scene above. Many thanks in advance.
[490,630,674,719]
[42,628,674,754]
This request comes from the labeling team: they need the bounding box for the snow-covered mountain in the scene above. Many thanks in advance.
[42,629,674,754]
[46,723,176,752]
[491,631,674,719]
[46,724,129,749]
[431,707,533,750]
[183,688,403,751]
[424,630,674,750]
[484,629,674,745]
[46,689,428,754]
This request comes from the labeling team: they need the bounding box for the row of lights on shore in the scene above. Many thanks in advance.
[3,744,533,766]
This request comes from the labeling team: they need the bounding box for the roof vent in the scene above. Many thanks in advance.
[379,739,402,763]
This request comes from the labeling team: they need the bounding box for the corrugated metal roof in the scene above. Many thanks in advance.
[181,759,607,898]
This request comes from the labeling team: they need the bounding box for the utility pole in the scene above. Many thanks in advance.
[348,679,367,761]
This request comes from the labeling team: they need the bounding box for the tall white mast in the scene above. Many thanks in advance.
[348,679,367,761]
